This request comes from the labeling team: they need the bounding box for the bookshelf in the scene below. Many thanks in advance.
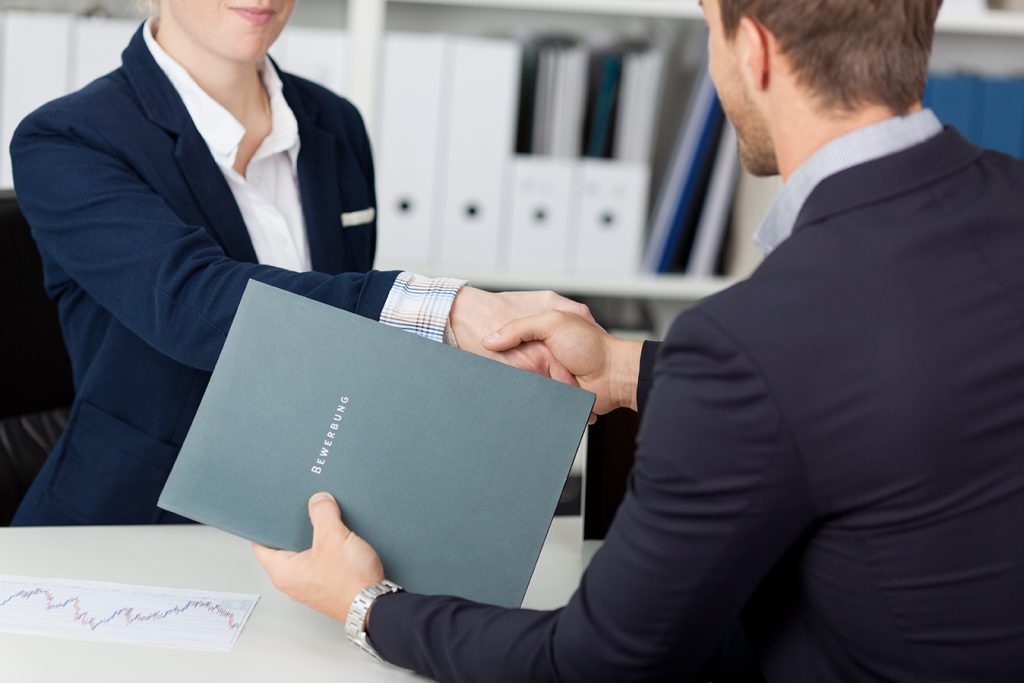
[936,6,1024,36]
[347,0,717,312]
[2,0,1021,308]
[390,0,1024,34]
[347,1,1024,127]
[343,0,1024,310]
[387,0,704,19]
[0,0,948,30]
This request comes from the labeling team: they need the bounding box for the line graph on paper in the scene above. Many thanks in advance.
[0,575,258,651]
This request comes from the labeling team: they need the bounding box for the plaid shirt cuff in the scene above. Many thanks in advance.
[379,272,468,344]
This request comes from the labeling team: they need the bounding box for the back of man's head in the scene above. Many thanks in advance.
[717,0,944,114]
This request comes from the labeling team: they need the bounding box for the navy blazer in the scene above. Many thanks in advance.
[367,129,1024,682]
[11,26,399,525]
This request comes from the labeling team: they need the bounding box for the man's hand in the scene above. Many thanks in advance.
[253,492,384,624]
[449,288,601,386]
[483,311,644,415]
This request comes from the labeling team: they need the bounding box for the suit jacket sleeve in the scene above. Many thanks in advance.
[9,108,398,373]
[368,310,817,682]
[637,340,661,416]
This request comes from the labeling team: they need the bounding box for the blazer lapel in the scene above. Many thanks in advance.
[280,70,346,275]
[120,23,258,263]
[297,127,345,274]
[174,128,259,263]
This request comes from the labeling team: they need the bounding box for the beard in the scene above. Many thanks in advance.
[737,132,778,177]
[725,85,779,177]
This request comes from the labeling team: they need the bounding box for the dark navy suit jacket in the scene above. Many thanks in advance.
[368,129,1024,681]
[11,27,398,525]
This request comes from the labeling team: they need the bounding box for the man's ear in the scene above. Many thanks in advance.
[737,16,771,92]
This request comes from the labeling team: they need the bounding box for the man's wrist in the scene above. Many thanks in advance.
[609,339,644,412]
[345,580,404,660]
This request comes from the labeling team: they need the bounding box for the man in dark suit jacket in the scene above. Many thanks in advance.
[255,0,1024,680]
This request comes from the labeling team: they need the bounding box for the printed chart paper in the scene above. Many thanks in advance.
[0,575,258,651]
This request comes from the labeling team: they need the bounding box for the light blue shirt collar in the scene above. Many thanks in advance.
[754,109,944,255]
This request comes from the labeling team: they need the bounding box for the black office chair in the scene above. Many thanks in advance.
[0,191,75,525]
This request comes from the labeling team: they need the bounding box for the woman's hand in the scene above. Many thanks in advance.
[448,287,602,387]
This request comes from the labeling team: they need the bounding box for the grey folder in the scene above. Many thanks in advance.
[158,281,594,608]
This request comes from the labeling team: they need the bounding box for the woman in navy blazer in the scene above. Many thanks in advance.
[10,1,580,526]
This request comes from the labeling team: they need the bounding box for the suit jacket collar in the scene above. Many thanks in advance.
[121,23,192,135]
[795,127,984,234]
[120,25,346,273]
[756,110,943,256]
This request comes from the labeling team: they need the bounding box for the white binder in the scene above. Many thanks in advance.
[570,159,650,276]
[549,45,588,159]
[374,32,450,270]
[504,156,578,274]
[271,27,347,96]
[70,17,138,92]
[0,12,73,190]
[614,47,666,165]
[436,37,522,273]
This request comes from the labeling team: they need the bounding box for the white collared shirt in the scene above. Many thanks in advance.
[143,20,466,343]
[144,18,310,272]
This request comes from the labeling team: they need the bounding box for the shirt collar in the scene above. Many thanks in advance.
[754,109,944,255]
[142,18,300,175]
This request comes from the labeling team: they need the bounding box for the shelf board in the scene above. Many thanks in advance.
[382,265,736,300]
[467,273,734,300]
[387,0,704,19]
[936,7,1024,37]
[387,0,1024,37]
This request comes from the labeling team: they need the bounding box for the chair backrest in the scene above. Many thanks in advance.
[0,191,74,524]
[0,191,74,417]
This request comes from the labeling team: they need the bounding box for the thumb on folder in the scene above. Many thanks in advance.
[253,492,386,624]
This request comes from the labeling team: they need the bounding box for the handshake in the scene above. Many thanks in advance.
[448,287,645,417]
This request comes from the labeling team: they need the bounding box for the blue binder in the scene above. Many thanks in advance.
[656,97,724,273]
[979,77,1024,159]
[929,74,983,143]
[587,53,623,158]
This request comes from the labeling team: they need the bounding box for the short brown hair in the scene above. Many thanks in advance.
[718,0,943,114]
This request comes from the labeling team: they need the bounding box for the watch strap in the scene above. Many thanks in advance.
[344,580,404,660]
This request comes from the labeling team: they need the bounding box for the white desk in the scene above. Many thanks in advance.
[0,518,587,682]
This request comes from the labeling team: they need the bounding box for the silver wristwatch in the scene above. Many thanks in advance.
[344,580,404,660]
